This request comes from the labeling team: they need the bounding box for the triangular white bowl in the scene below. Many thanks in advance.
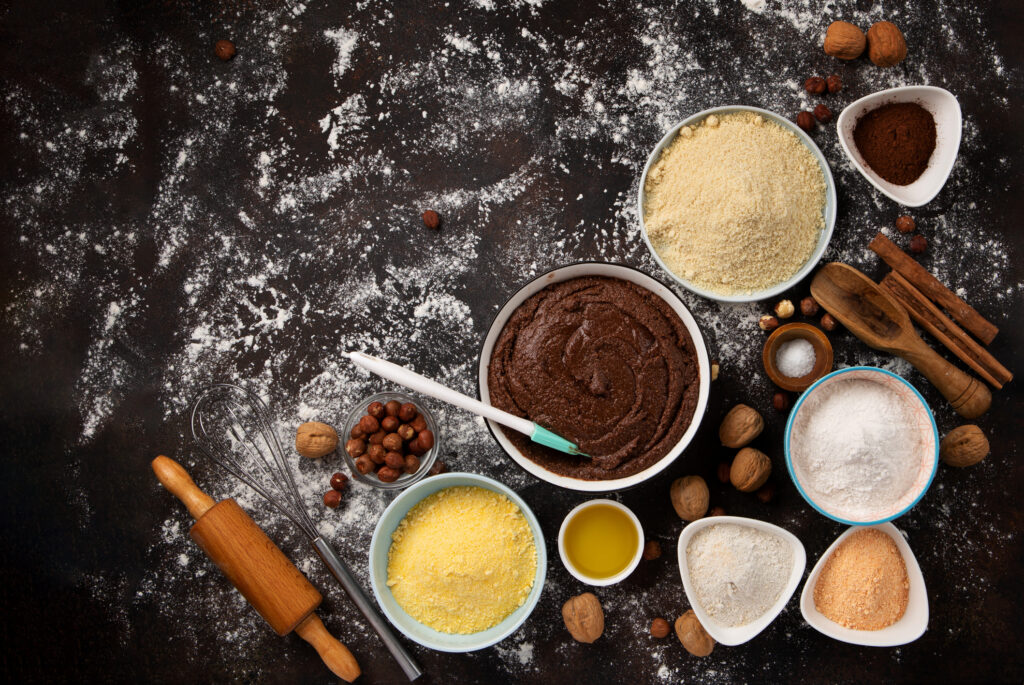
[677,516,806,646]
[836,85,961,207]
[800,522,928,646]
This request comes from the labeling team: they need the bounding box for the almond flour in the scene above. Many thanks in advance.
[643,112,826,295]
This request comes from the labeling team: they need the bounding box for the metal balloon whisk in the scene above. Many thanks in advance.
[190,383,422,681]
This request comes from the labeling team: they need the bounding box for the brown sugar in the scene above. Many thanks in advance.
[813,528,909,630]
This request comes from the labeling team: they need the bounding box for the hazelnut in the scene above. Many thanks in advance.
[759,315,780,331]
[866,21,907,68]
[826,74,842,94]
[366,443,385,463]
[403,454,421,474]
[670,475,709,521]
[367,401,385,419]
[719,404,765,448]
[384,400,401,417]
[710,361,720,381]
[381,415,399,432]
[940,425,989,467]
[642,540,662,561]
[382,433,404,452]
[358,414,380,434]
[796,111,815,132]
[354,456,375,474]
[384,451,405,470]
[675,610,714,657]
[730,447,772,492]
[824,21,866,60]
[804,76,826,94]
[410,414,427,432]
[717,462,731,484]
[709,506,726,517]
[813,104,833,123]
[909,234,928,253]
[377,466,401,483]
[428,460,447,476]
[330,472,348,491]
[416,429,435,450]
[399,403,417,422]
[756,483,776,503]
[408,439,427,457]
[350,425,366,440]
[422,210,441,230]
[562,593,604,643]
[772,392,790,411]
[895,215,916,233]
[214,39,236,61]
[296,421,339,458]
[345,438,366,458]
[397,424,415,441]
[323,490,341,508]
[650,617,671,639]
[368,430,386,445]
[774,299,795,319]
[800,296,820,316]
[820,312,839,331]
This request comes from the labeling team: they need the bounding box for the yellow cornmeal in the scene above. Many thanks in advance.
[386,486,537,634]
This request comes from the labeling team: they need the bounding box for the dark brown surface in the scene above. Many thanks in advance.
[1,1,1022,683]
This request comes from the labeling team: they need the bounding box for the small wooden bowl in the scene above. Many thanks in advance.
[763,323,834,392]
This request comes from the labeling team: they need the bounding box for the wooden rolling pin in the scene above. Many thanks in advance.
[152,456,360,682]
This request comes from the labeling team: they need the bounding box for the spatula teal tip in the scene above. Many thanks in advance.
[530,423,589,458]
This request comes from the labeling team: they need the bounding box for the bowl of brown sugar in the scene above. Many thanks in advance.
[837,85,962,207]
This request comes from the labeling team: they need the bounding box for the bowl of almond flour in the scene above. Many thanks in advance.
[638,106,836,302]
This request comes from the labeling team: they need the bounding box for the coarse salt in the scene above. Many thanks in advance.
[776,338,816,378]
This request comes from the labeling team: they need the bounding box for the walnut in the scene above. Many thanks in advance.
[823,21,866,60]
[866,21,907,67]
[671,476,709,521]
[675,610,715,657]
[940,425,989,467]
[295,421,339,458]
[719,404,764,448]
[730,447,772,492]
[562,592,604,643]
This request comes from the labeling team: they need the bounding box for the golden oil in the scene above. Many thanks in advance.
[563,503,639,579]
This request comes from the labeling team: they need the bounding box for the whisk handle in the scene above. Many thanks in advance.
[152,455,215,519]
[312,536,423,681]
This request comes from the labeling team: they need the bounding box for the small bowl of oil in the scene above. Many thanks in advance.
[557,499,644,586]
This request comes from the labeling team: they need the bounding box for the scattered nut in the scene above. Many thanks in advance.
[428,460,447,476]
[940,425,989,467]
[323,490,341,508]
[909,234,928,253]
[562,593,604,643]
[345,438,366,459]
[774,299,795,319]
[730,447,772,492]
[759,315,780,332]
[826,74,842,94]
[422,210,441,229]
[813,104,833,123]
[330,472,348,491]
[756,483,776,503]
[675,610,715,657]
[214,39,236,61]
[796,111,816,132]
[711,360,720,381]
[800,296,820,316]
[866,21,907,67]
[642,540,663,561]
[671,475,709,521]
[717,462,731,484]
[895,215,916,233]
[650,618,671,639]
[804,76,826,94]
[824,21,866,60]
[709,506,726,517]
[719,404,765,448]
[296,421,339,458]
[772,392,790,411]
[820,312,839,331]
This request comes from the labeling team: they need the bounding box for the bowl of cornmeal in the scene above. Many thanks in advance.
[368,472,546,652]
[638,106,837,302]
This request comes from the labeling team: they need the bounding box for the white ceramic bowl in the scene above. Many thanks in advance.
[836,85,962,207]
[677,516,806,646]
[800,522,928,646]
[557,499,643,586]
[637,105,837,303]
[785,366,939,525]
[478,262,711,492]
[367,472,546,652]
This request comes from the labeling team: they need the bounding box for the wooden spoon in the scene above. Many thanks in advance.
[810,263,991,419]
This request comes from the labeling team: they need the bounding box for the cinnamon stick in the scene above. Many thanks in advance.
[869,232,999,344]
[881,271,1012,389]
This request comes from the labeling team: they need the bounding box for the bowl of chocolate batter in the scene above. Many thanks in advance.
[478,263,710,491]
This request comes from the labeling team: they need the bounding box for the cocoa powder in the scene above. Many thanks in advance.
[853,102,936,185]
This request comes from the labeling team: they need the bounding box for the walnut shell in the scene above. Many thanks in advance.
[823,20,866,60]
[718,404,764,448]
[562,592,604,643]
[866,21,907,67]
[940,425,989,467]
[295,421,339,458]
[730,447,771,492]
[675,610,714,657]
[671,475,709,521]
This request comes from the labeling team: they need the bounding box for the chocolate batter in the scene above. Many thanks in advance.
[487,276,700,480]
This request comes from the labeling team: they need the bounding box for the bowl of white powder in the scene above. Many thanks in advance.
[785,367,939,525]
[677,517,806,646]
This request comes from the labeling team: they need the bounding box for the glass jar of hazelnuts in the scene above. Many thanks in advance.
[340,391,440,490]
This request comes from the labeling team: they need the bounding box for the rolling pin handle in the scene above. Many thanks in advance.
[295,614,361,683]
[151,455,216,519]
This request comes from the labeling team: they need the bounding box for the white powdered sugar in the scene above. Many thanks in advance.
[789,378,924,521]
[686,523,793,627]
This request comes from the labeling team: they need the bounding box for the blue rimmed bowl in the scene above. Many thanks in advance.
[784,366,939,525]
[367,472,546,652]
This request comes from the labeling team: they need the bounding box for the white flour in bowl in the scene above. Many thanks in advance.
[789,377,924,521]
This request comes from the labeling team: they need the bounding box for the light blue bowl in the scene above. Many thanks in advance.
[784,366,939,526]
[367,472,547,652]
